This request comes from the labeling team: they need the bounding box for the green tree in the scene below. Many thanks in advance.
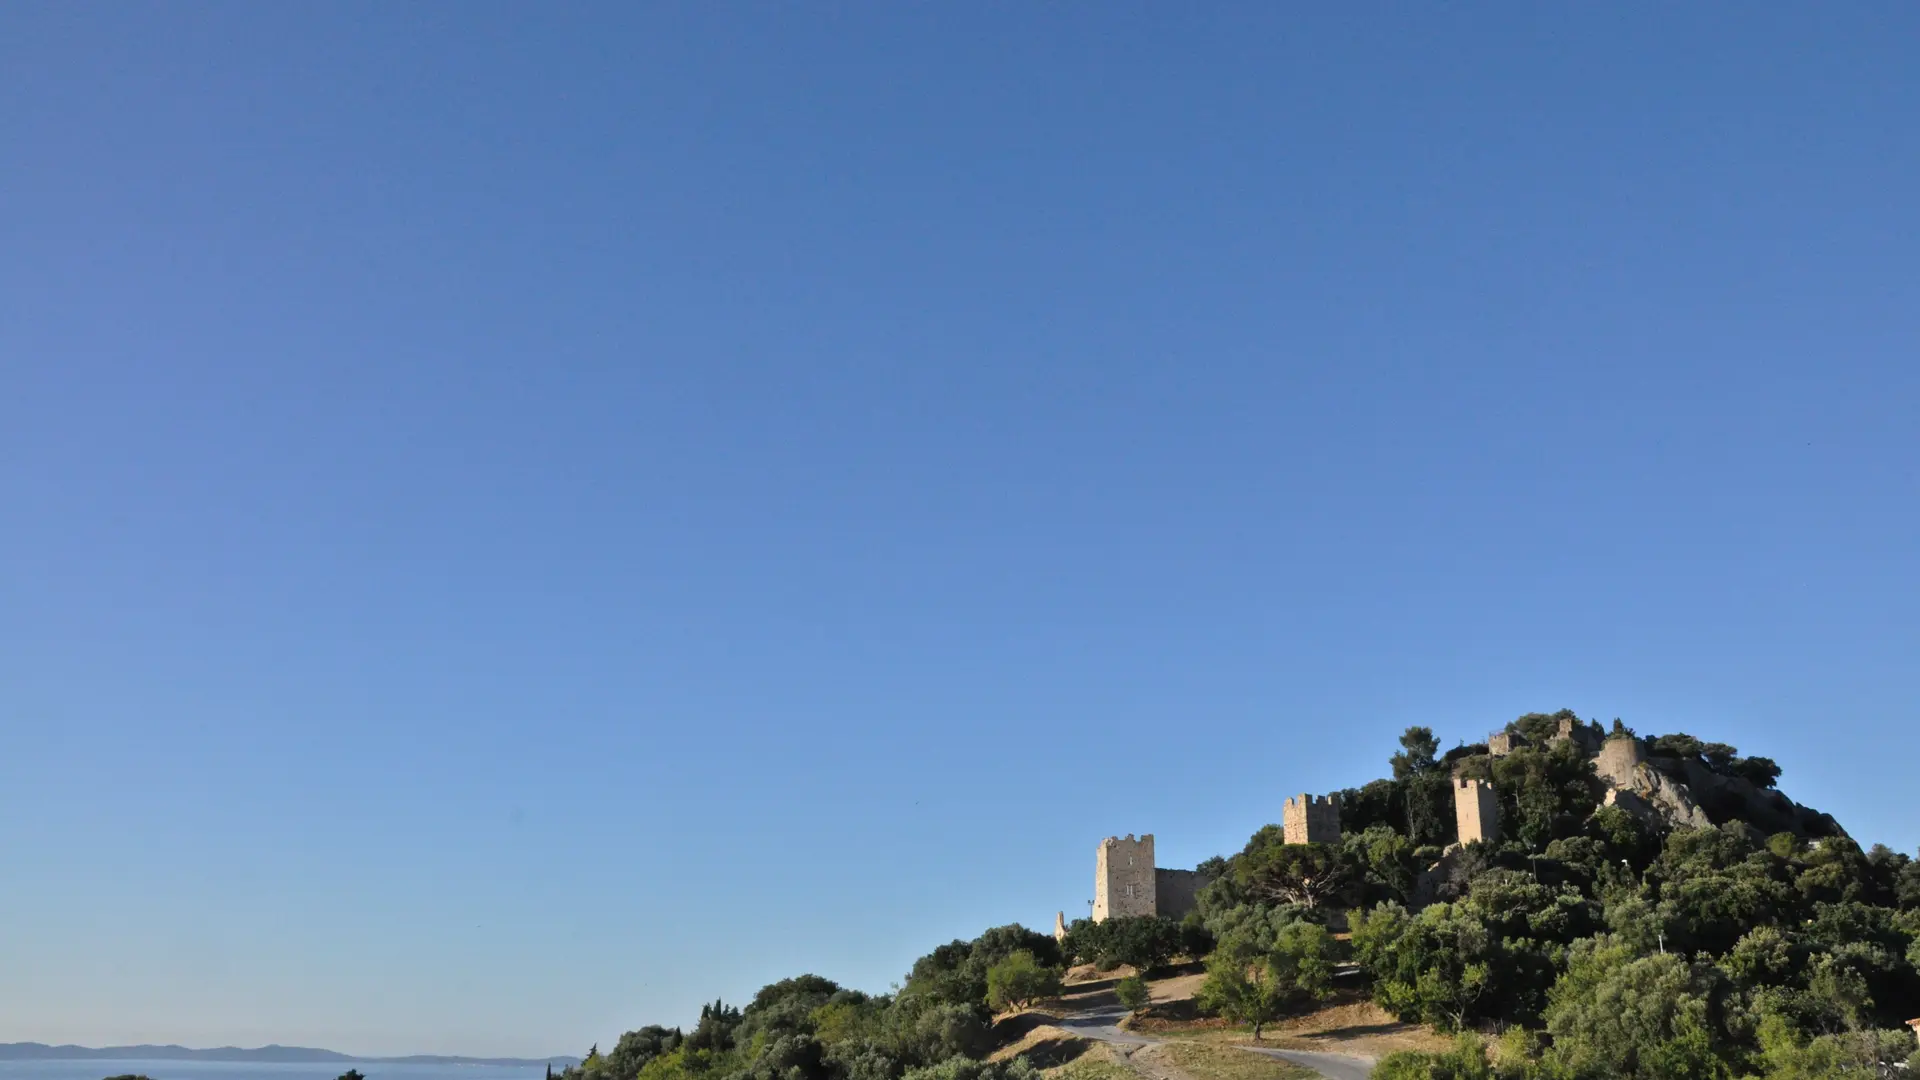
[1488,740,1601,849]
[1351,902,1505,1032]
[1230,833,1356,911]
[1542,941,1732,1080]
[336,1072,367,1080]
[684,999,740,1053]
[1078,916,1187,973]
[1267,922,1338,1006]
[1197,922,1338,1040]
[1732,756,1783,789]
[1196,951,1292,1041]
[1337,779,1403,836]
[896,1057,1041,1080]
[1753,1013,1915,1080]
[1114,974,1151,1012]
[605,1025,683,1080]
[984,950,1061,1012]
[1371,1036,1500,1080]
[1347,824,1419,904]
[1388,727,1457,847]
[1393,727,1443,779]
[1205,903,1310,966]
[908,924,1059,1007]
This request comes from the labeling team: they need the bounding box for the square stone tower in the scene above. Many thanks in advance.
[1093,834,1156,922]
[1282,794,1341,845]
[1454,777,1500,845]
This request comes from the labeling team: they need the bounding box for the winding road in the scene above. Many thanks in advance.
[1055,1003,1374,1080]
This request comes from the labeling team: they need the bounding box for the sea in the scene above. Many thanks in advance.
[0,1064,550,1080]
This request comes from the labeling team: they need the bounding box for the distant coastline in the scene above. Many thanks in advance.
[0,1044,580,1068]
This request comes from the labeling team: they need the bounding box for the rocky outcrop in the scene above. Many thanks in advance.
[1676,759,1847,838]
[1602,773,1712,831]
[1586,734,1709,831]
[1589,738,1840,838]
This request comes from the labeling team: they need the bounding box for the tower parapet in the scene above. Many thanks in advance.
[1282,793,1342,845]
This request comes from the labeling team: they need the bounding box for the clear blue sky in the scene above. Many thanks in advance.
[3,2,1917,1061]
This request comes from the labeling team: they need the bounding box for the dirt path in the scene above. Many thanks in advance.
[1056,1001,1376,1080]
[1238,1047,1372,1080]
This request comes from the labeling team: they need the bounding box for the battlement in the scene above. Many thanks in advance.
[1093,832,1156,922]
[1283,792,1342,845]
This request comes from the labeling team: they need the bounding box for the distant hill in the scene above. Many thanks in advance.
[0,1043,581,1067]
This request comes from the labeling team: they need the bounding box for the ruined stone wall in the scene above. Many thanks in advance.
[1454,777,1501,845]
[1488,732,1521,757]
[1595,736,1646,788]
[1154,868,1207,920]
[1093,834,1156,922]
[1283,794,1342,844]
[1552,717,1603,754]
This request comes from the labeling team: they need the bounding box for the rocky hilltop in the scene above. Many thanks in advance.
[1460,714,1844,841]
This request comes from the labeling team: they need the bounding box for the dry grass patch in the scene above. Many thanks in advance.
[1044,1043,1137,1080]
[1146,971,1206,1004]
[1172,998,1451,1059]
[1124,999,1229,1032]
[1140,1042,1316,1080]
[988,1024,1092,1069]
[992,1011,1064,1044]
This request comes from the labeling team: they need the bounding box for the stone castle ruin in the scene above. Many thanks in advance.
[1074,793,1348,928]
[1068,715,1842,927]
[1092,834,1157,921]
[1488,715,1603,759]
[1084,833,1209,925]
[1592,733,1713,830]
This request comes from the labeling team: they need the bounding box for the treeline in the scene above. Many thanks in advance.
[558,927,1071,1080]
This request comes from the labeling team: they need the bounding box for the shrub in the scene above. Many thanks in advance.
[984,949,1062,1012]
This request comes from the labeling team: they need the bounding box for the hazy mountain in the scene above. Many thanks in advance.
[0,1043,580,1067]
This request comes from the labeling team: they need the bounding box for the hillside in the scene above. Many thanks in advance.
[553,712,1918,1080]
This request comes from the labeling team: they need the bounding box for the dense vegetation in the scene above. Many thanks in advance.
[557,927,1066,1080]
[559,712,1917,1080]
[1187,714,1920,1080]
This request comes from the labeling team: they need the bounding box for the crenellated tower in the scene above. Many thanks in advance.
[1282,793,1342,845]
[1093,834,1157,921]
[1454,777,1501,845]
